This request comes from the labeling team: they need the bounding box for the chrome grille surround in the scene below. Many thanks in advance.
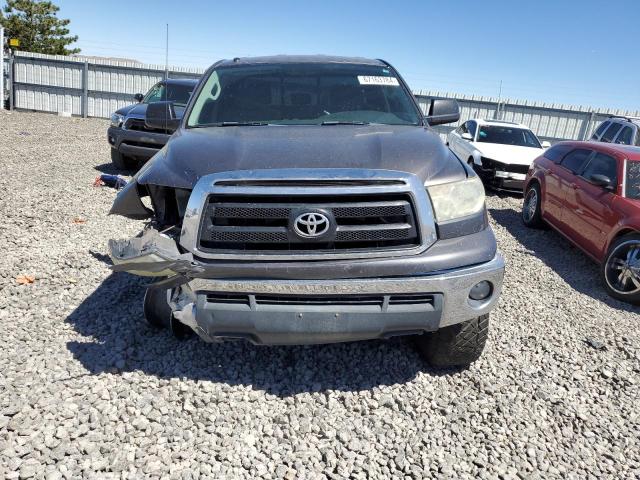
[180,169,437,260]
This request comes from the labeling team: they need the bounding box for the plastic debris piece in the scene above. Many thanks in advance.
[93,174,127,190]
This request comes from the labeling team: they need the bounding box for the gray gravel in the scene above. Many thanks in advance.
[1,110,639,479]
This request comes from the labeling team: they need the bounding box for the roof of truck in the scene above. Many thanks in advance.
[217,55,387,67]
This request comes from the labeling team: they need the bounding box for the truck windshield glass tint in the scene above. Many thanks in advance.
[625,161,640,199]
[476,126,541,148]
[187,63,421,127]
[144,84,193,106]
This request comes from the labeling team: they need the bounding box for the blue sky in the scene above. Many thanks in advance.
[40,1,640,109]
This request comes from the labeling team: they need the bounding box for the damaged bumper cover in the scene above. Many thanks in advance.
[108,229,201,278]
[108,228,505,345]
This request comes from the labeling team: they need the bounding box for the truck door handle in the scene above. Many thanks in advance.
[570,183,578,190]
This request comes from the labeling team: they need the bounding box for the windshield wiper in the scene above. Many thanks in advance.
[217,121,270,127]
[320,121,370,126]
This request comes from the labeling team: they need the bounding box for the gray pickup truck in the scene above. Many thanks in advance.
[107,78,198,169]
[108,55,504,367]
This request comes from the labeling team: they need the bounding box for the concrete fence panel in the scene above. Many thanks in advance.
[5,51,640,144]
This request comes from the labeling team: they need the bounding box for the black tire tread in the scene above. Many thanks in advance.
[416,315,489,367]
[110,148,134,170]
[143,287,172,328]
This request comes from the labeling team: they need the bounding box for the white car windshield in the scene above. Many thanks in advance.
[477,125,541,148]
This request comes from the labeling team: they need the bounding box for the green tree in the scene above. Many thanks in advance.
[0,0,80,55]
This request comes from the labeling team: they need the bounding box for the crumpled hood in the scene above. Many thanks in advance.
[472,142,544,166]
[135,124,466,189]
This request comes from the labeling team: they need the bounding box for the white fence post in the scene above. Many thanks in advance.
[1,26,4,109]
[83,61,88,118]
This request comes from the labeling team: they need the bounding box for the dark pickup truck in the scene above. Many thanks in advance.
[107,78,198,169]
[108,55,504,367]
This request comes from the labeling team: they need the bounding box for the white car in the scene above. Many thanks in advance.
[447,119,550,191]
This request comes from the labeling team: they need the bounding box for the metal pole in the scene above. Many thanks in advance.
[164,24,169,81]
[581,111,596,141]
[1,26,5,109]
[8,53,13,110]
[83,61,88,118]
[495,80,503,120]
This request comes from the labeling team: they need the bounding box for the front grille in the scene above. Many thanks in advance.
[205,292,436,309]
[124,118,168,134]
[481,158,530,175]
[502,164,530,174]
[198,193,420,254]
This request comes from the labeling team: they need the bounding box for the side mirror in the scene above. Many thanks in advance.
[145,101,180,132]
[133,93,144,103]
[461,132,473,141]
[541,141,551,148]
[589,173,614,191]
[425,99,460,126]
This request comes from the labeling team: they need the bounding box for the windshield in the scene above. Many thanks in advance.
[144,83,193,106]
[477,125,542,148]
[625,160,640,199]
[187,63,421,127]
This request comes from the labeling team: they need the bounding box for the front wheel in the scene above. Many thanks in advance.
[415,315,489,368]
[522,183,545,228]
[110,148,135,171]
[602,234,640,304]
[143,287,172,328]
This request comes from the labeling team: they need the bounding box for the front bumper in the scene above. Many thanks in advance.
[107,125,169,160]
[476,161,528,192]
[172,253,504,344]
[108,230,504,344]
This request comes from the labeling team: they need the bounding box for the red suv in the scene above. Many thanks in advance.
[522,141,640,303]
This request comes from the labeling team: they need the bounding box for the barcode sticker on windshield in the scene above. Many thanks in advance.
[357,76,400,86]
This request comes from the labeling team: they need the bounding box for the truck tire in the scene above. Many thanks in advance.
[522,182,545,228]
[110,148,134,170]
[601,233,640,304]
[416,315,489,367]
[143,287,172,329]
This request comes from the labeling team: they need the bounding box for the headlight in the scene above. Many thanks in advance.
[110,113,125,127]
[426,176,486,222]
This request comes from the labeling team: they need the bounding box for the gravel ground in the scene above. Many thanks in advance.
[1,110,639,480]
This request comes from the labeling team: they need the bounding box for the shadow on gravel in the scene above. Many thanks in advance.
[490,207,637,314]
[94,162,140,175]
[65,272,454,395]
[93,162,122,175]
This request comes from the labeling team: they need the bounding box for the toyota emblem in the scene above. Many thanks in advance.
[294,212,330,238]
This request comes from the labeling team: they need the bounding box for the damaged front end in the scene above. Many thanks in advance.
[108,178,217,340]
[108,228,198,278]
[107,168,504,346]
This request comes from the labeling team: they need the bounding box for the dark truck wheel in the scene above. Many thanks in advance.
[110,148,135,170]
[143,287,172,328]
[522,183,545,228]
[602,233,640,304]
[416,315,489,367]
